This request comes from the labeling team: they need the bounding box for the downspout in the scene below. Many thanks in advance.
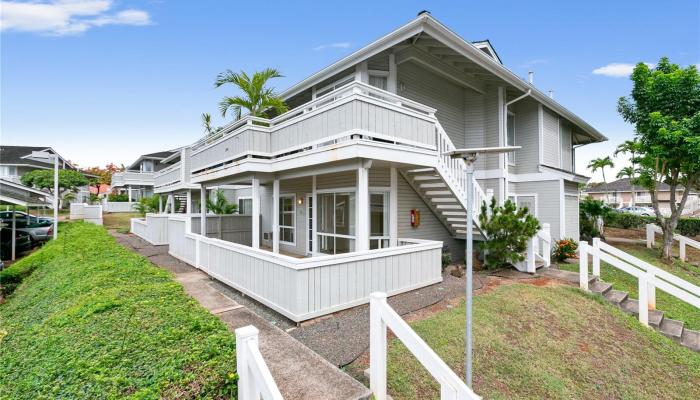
[502,89,532,200]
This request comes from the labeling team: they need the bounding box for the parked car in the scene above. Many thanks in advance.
[619,206,654,216]
[0,228,32,260]
[0,220,53,246]
[0,211,53,224]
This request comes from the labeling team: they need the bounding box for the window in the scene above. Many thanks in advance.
[141,160,154,172]
[279,195,295,245]
[0,166,17,177]
[318,191,355,254]
[238,197,252,215]
[370,192,389,249]
[507,114,515,165]
[369,73,388,91]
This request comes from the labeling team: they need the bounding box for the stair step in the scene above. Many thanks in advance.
[590,281,612,295]
[413,175,441,181]
[431,198,457,203]
[589,276,598,285]
[447,217,468,222]
[443,212,467,216]
[451,224,468,228]
[419,183,447,188]
[425,190,453,196]
[659,318,684,341]
[603,289,628,305]
[406,168,435,174]
[436,204,462,210]
[619,299,665,327]
[680,329,700,352]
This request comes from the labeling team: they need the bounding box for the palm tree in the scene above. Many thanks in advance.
[614,139,642,206]
[616,166,638,207]
[214,68,288,120]
[588,156,615,205]
[201,113,219,136]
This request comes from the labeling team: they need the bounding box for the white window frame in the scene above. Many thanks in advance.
[279,194,296,246]
[507,193,538,217]
[316,188,356,255]
[507,112,516,166]
[237,196,252,215]
[369,189,390,249]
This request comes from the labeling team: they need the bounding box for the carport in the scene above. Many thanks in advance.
[0,179,53,261]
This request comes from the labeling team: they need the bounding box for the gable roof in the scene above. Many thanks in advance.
[126,149,179,170]
[279,13,606,145]
[0,146,76,170]
[585,178,696,193]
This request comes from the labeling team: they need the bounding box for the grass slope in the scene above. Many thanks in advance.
[0,222,237,399]
[103,212,141,232]
[357,284,700,400]
[560,243,700,330]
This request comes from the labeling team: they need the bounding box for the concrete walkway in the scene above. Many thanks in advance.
[111,231,371,400]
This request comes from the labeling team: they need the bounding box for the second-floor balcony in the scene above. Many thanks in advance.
[188,81,439,180]
[111,170,155,188]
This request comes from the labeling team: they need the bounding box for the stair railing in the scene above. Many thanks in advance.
[646,223,700,262]
[434,121,487,228]
[236,325,284,400]
[579,239,700,326]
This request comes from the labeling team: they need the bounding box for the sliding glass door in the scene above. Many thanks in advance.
[317,192,356,254]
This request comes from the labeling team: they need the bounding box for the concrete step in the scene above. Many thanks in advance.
[590,280,612,295]
[603,289,628,305]
[680,329,700,352]
[619,298,665,328]
[659,318,684,342]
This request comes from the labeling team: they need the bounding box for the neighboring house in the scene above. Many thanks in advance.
[0,145,90,203]
[110,150,179,201]
[134,13,607,322]
[584,178,700,216]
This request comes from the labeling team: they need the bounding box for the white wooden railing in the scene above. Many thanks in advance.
[235,325,283,400]
[434,121,487,229]
[579,239,700,326]
[646,223,700,262]
[517,223,552,273]
[154,161,182,188]
[369,292,480,400]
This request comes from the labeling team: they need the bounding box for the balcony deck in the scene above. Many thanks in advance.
[111,170,155,187]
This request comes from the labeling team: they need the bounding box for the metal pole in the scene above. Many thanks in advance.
[465,160,475,387]
[11,204,16,260]
[53,154,58,240]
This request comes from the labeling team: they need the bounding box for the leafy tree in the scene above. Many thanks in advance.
[579,197,608,241]
[132,195,162,216]
[614,139,642,206]
[478,198,540,269]
[617,58,700,260]
[21,169,89,208]
[83,163,121,196]
[214,68,288,120]
[206,190,238,215]
[587,156,615,204]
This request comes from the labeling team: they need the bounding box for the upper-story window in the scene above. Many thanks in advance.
[507,114,515,165]
[368,70,388,91]
[141,160,154,172]
[0,166,18,177]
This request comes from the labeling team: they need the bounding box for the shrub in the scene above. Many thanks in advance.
[88,193,100,204]
[132,195,162,215]
[108,193,129,202]
[441,251,452,271]
[552,238,578,262]
[479,198,540,269]
[579,198,608,241]
[206,189,238,215]
[677,218,700,237]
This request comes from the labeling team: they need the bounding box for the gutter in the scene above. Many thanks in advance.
[505,89,531,107]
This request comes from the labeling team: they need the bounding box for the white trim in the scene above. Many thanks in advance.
[538,104,544,166]
[559,179,565,239]
[389,167,398,247]
[312,176,318,253]
[278,193,296,246]
[306,193,313,255]
[507,193,539,217]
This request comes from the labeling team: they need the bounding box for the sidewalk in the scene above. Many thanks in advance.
[111,231,371,400]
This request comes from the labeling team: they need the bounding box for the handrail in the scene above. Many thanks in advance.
[579,239,700,326]
[235,325,283,400]
[646,223,700,262]
[154,161,181,177]
[369,293,480,400]
[190,81,438,153]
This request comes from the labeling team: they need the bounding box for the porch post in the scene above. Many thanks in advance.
[128,186,132,202]
[312,175,318,254]
[357,164,369,251]
[11,204,16,261]
[158,195,163,213]
[167,194,174,214]
[186,190,192,214]
[389,167,398,247]
[200,186,206,236]
[272,178,280,253]
[251,177,260,249]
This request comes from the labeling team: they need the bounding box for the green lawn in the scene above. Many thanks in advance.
[0,222,237,399]
[103,211,142,232]
[559,243,700,330]
[350,284,700,399]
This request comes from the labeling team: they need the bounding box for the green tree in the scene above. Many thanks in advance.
[205,190,238,215]
[202,112,221,136]
[587,156,615,204]
[214,68,288,120]
[617,58,700,260]
[614,140,642,206]
[478,198,540,269]
[21,169,89,208]
[616,166,638,207]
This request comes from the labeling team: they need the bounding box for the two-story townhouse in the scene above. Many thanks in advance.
[133,13,607,322]
[111,150,179,201]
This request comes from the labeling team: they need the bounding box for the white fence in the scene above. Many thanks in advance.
[516,223,551,273]
[579,239,700,326]
[138,214,443,322]
[103,200,138,213]
[130,214,170,245]
[235,326,283,400]
[369,292,479,400]
[646,223,700,262]
[69,203,103,225]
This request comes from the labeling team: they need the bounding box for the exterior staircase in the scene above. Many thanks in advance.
[174,193,188,213]
[589,275,700,352]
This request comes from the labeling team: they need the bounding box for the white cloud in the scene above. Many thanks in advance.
[0,0,151,36]
[313,42,351,51]
[592,62,654,78]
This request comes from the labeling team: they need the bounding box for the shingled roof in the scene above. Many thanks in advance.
[585,178,693,193]
[0,146,76,170]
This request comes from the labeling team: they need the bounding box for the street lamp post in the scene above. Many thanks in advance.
[447,146,520,388]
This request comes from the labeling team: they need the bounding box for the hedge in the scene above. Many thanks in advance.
[604,212,700,236]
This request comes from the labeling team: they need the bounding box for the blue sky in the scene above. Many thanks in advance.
[1,1,698,181]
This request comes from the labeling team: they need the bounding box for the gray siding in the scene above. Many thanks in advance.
[398,174,465,261]
[542,108,560,168]
[482,86,501,170]
[397,61,465,148]
[512,180,562,240]
[511,98,540,174]
[560,121,573,172]
[464,89,487,170]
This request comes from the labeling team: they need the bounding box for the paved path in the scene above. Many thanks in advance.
[111,231,371,400]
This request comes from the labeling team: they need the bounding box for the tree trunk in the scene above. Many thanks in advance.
[661,220,675,260]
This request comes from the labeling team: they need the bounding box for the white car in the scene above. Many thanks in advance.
[620,206,654,216]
